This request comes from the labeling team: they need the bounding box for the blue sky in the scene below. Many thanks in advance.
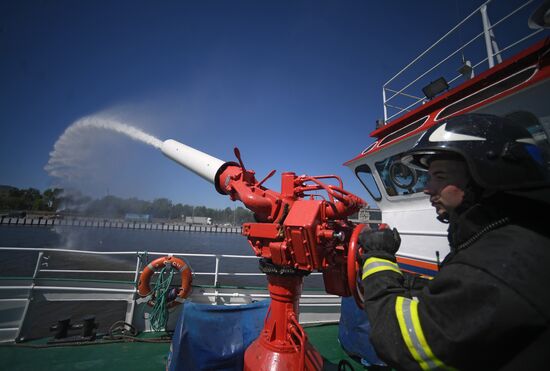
[0,0,540,209]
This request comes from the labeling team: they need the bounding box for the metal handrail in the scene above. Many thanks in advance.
[384,28,487,121]
[0,247,326,296]
[383,0,489,88]
[382,0,543,123]
[0,246,340,342]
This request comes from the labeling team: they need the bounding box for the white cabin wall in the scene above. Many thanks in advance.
[379,196,449,262]
[350,137,451,263]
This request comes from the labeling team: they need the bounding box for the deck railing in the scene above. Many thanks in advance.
[0,246,331,293]
[382,0,546,124]
[0,247,338,342]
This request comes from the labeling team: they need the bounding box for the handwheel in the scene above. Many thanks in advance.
[347,223,368,309]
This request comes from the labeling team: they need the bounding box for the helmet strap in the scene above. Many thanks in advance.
[436,213,450,224]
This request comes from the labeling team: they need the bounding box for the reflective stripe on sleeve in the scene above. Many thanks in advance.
[362,257,403,280]
[395,296,455,371]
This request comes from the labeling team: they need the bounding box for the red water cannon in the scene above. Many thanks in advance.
[214,148,364,292]
[161,139,368,370]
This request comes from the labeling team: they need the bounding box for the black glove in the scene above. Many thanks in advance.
[358,227,401,255]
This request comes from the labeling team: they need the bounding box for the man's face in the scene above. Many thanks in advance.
[423,158,470,218]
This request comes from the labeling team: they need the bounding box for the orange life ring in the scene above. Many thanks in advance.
[138,255,192,308]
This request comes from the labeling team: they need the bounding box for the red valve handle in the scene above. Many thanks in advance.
[347,223,369,309]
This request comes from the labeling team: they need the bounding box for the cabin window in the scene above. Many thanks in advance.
[374,154,429,197]
[472,77,550,148]
[436,66,537,121]
[378,116,428,147]
[355,164,382,201]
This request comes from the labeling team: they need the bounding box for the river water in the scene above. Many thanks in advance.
[0,225,250,253]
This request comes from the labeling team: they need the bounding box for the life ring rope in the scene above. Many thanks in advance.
[145,261,188,274]
[138,255,193,308]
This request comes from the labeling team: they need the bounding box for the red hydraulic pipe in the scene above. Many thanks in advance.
[215,163,284,222]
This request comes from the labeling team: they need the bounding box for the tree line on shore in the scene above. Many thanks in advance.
[0,185,253,224]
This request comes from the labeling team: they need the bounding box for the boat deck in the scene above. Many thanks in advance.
[0,324,375,370]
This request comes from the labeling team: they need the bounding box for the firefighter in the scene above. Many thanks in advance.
[359,113,550,370]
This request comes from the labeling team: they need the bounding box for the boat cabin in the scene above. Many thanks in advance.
[345,0,550,276]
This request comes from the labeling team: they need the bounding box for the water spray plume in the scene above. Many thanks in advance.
[45,115,163,181]
[45,114,228,196]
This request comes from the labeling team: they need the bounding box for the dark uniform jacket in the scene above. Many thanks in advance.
[362,195,550,370]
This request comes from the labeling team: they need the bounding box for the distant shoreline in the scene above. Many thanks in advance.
[0,216,243,234]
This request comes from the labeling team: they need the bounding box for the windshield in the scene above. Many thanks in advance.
[354,153,429,200]
[375,155,428,197]
[355,164,382,201]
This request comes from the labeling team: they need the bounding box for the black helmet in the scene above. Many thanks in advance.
[401,113,550,192]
